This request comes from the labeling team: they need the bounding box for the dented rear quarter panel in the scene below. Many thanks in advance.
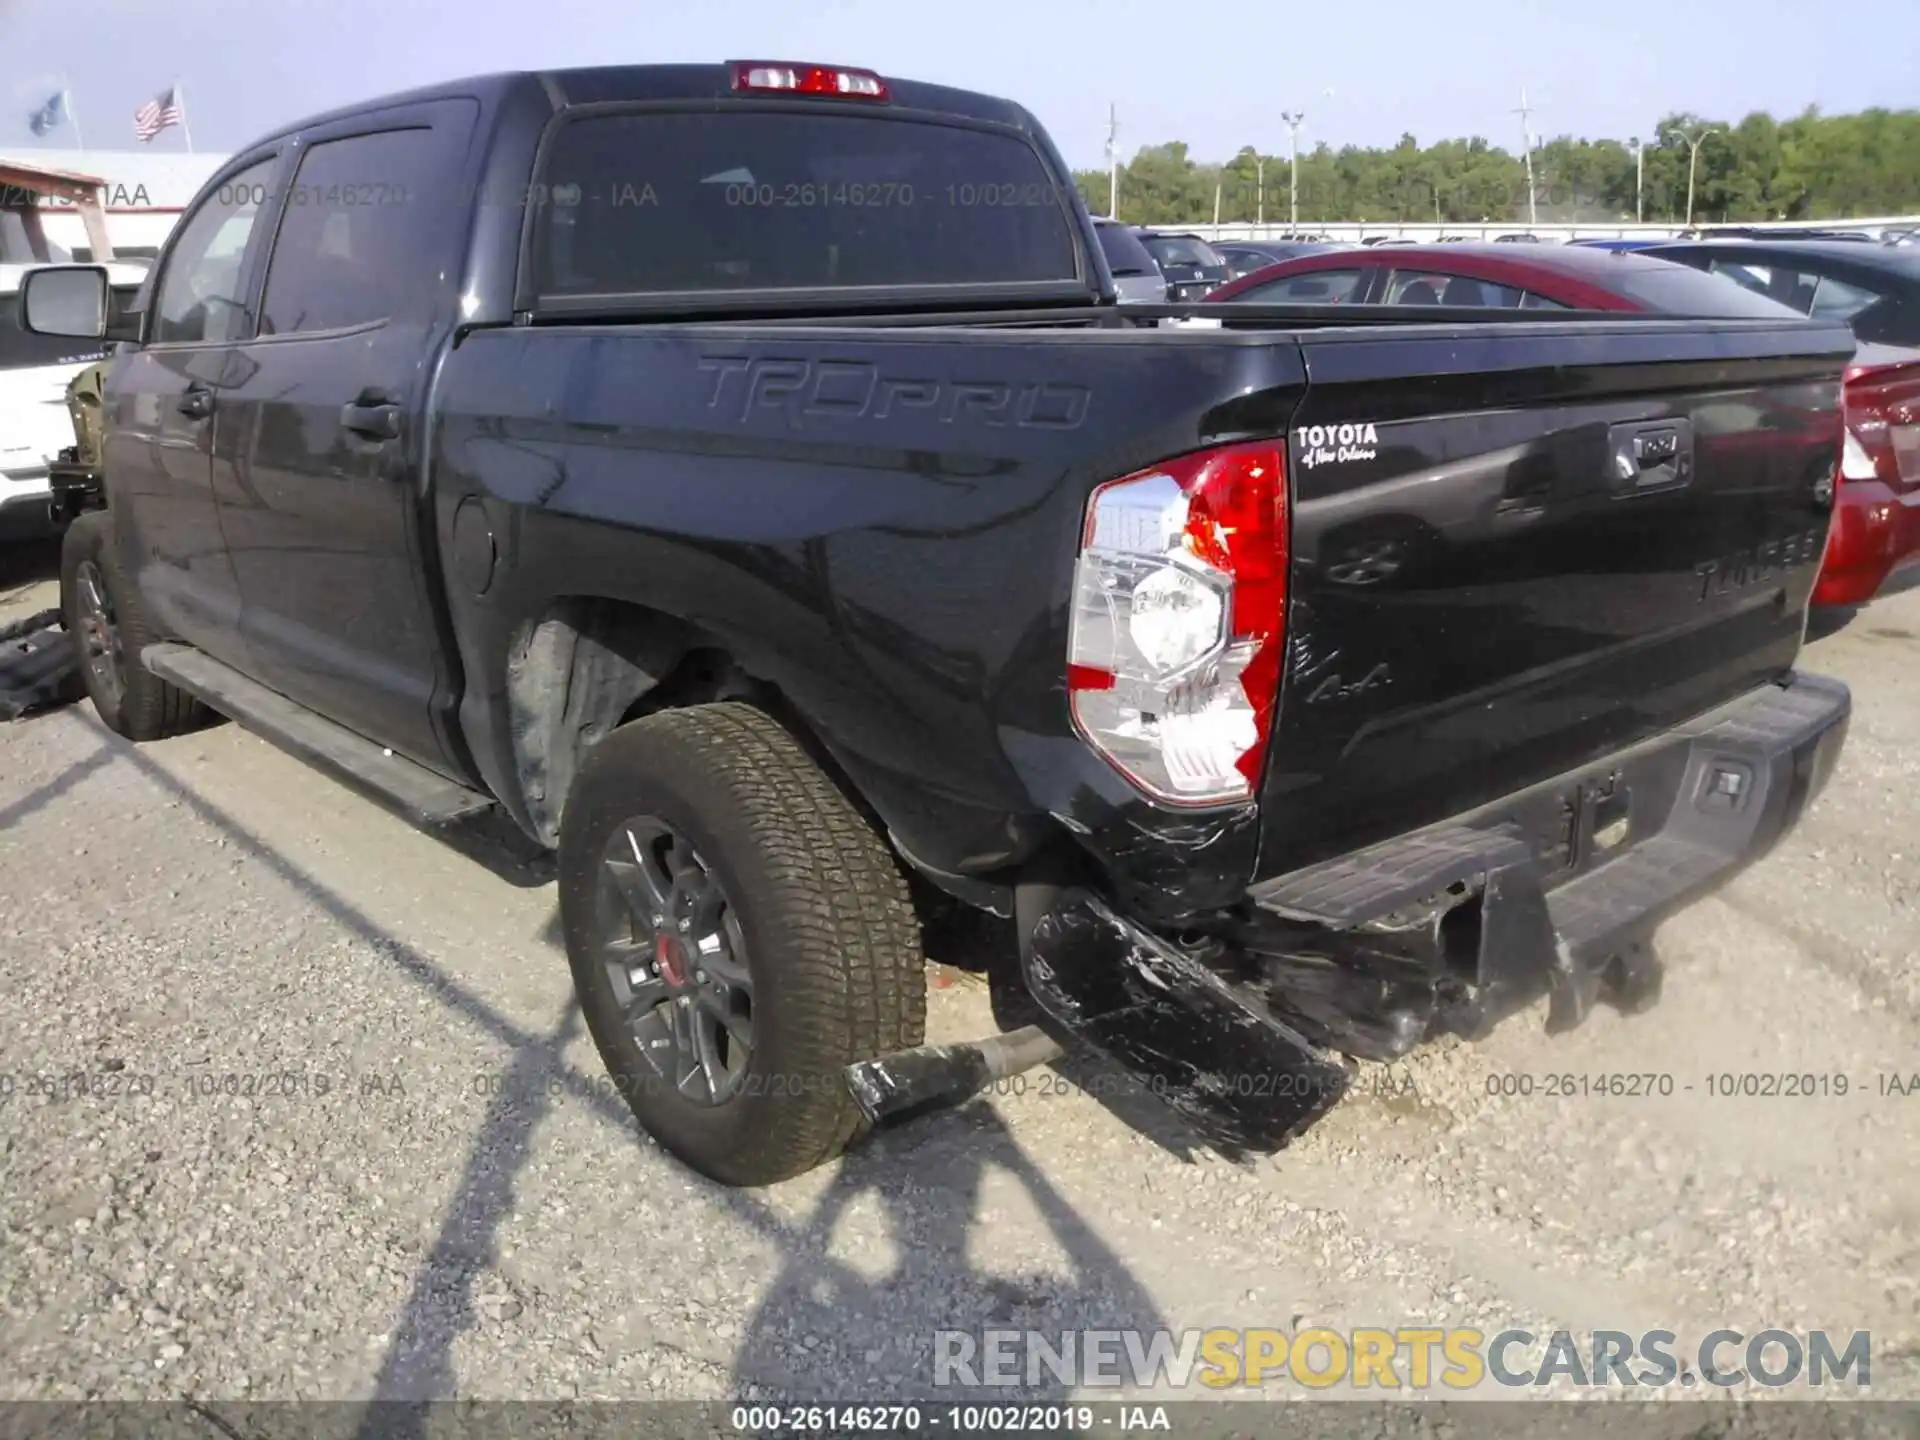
[429,323,1310,916]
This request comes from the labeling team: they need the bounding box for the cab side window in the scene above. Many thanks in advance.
[258,128,446,336]
[1386,270,1524,307]
[150,158,276,345]
[1230,269,1365,303]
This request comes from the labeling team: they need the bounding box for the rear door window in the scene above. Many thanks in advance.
[1623,263,1806,316]
[1386,270,1523,307]
[1095,225,1158,278]
[1142,236,1226,270]
[259,127,452,334]
[1809,274,1886,322]
[1220,247,1279,278]
[1710,258,1817,312]
[1227,269,1365,303]
[1520,291,1570,309]
[531,111,1081,298]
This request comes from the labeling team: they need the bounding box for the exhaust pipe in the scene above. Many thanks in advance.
[845,1026,1066,1130]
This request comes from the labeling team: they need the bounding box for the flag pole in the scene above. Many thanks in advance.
[175,79,194,151]
[61,73,86,151]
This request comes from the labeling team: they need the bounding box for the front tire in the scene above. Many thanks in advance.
[59,511,210,741]
[558,703,926,1187]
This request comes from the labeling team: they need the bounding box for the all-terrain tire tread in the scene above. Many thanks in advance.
[563,702,924,1185]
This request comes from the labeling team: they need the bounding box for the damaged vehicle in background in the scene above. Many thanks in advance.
[0,263,145,540]
[21,59,1856,1188]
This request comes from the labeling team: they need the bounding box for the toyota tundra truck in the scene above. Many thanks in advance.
[19,60,1854,1187]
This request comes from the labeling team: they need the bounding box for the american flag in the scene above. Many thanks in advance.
[133,87,182,142]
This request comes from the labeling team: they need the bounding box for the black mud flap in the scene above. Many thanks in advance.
[1022,890,1352,1160]
[0,610,82,721]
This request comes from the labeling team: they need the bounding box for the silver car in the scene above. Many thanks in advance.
[1092,220,1169,304]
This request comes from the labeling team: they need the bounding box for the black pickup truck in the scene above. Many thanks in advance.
[21,61,1854,1188]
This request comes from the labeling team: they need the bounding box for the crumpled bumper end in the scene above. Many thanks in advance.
[0,609,81,721]
[1013,673,1850,1157]
[1021,892,1352,1159]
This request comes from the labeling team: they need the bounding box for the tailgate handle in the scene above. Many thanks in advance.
[1609,419,1693,496]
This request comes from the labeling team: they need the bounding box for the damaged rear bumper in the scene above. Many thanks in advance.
[0,609,81,721]
[1019,672,1851,1156]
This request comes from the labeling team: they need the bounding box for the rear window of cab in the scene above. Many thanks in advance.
[529,110,1083,298]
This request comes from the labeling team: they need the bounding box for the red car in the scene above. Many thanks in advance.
[1827,344,1920,605]
[1208,244,1920,606]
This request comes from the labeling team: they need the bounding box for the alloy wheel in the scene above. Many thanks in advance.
[72,559,125,706]
[595,817,754,1105]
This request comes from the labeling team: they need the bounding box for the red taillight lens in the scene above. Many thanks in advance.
[729,61,889,101]
[1065,442,1288,806]
[1842,360,1920,489]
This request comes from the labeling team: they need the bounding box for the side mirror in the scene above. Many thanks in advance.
[21,265,110,340]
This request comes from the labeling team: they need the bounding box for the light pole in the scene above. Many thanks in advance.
[1105,103,1119,220]
[1257,154,1265,227]
[1281,111,1305,234]
[1680,124,1722,227]
[1629,136,1644,223]
[1515,89,1538,228]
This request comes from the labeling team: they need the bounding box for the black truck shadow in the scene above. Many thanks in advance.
[729,1107,1171,1409]
[85,730,1167,1435]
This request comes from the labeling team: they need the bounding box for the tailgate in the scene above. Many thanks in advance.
[1257,317,1854,877]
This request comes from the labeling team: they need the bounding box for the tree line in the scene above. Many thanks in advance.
[1070,108,1920,227]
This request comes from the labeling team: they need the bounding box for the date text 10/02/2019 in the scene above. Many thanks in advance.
[1482,1071,1920,1099]
[728,1404,1173,1434]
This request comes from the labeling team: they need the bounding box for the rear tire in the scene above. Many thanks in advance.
[558,702,926,1187]
[59,511,210,741]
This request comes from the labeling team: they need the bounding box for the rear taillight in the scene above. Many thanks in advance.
[1066,442,1288,806]
[728,61,889,100]
[1842,359,1920,488]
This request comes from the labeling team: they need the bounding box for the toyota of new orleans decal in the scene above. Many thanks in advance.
[1293,422,1380,471]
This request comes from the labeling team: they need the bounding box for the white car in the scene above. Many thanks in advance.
[1,262,149,539]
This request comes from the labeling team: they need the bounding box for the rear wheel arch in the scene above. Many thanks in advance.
[500,596,856,848]
[502,596,693,847]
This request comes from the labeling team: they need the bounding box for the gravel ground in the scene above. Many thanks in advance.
[2,537,1917,1412]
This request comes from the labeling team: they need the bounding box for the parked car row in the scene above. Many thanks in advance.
[1094,224,1342,299]
[1197,237,1920,608]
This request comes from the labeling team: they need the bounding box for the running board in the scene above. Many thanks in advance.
[141,643,495,828]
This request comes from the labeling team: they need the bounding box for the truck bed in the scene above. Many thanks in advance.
[434,310,1854,917]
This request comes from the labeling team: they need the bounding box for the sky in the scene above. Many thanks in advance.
[2,0,1916,169]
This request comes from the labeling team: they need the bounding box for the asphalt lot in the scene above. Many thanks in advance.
[2,535,1917,1409]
